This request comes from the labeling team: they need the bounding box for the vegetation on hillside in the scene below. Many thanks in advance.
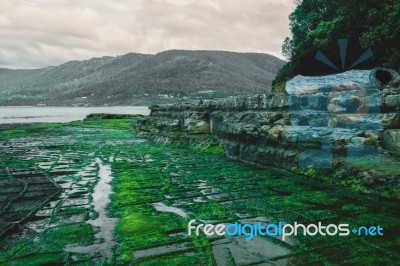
[0,50,284,106]
[273,0,400,88]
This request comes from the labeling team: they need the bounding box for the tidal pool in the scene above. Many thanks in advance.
[65,158,117,257]
[152,202,189,218]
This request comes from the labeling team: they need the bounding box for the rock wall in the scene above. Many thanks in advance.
[136,68,400,195]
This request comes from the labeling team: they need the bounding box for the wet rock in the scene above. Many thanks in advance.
[268,126,282,140]
[364,131,380,144]
[182,113,210,133]
[331,133,353,151]
[381,113,400,129]
[85,113,143,119]
[369,68,400,88]
[261,125,271,133]
[383,130,400,151]
[156,119,180,130]
[286,70,378,96]
[274,118,290,126]
[383,95,400,110]
[328,118,338,128]
[350,137,373,146]
[136,68,400,192]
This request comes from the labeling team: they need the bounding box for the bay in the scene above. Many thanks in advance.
[0,106,150,124]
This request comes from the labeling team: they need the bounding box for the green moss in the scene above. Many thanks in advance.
[188,202,229,220]
[350,160,399,174]
[340,177,372,194]
[41,224,95,246]
[393,188,400,200]
[81,117,137,130]
[341,204,367,212]
[0,240,32,263]
[116,211,181,239]
[9,252,66,266]
[1,116,399,265]
[136,253,200,266]
[196,144,224,154]
[292,167,332,183]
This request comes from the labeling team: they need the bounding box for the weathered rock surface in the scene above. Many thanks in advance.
[383,130,400,151]
[135,68,400,197]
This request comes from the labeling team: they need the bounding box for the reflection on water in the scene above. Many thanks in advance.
[0,106,150,124]
[152,202,189,218]
[65,158,117,257]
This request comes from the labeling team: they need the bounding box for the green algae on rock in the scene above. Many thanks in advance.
[0,116,399,265]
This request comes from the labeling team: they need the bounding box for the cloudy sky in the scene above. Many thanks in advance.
[0,0,295,69]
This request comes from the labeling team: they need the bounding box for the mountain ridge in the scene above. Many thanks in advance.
[0,50,284,106]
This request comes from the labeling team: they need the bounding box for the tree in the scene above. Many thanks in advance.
[273,0,400,86]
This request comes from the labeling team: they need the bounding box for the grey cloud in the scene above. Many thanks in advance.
[0,0,294,69]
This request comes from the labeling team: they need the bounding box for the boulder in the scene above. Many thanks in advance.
[383,130,400,151]
[182,112,210,133]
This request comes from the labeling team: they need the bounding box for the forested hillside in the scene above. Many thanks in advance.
[273,0,400,89]
[0,50,284,106]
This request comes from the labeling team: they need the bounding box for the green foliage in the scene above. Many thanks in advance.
[271,82,287,94]
[340,177,372,194]
[274,0,400,84]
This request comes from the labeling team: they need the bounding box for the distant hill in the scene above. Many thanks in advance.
[0,50,284,106]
